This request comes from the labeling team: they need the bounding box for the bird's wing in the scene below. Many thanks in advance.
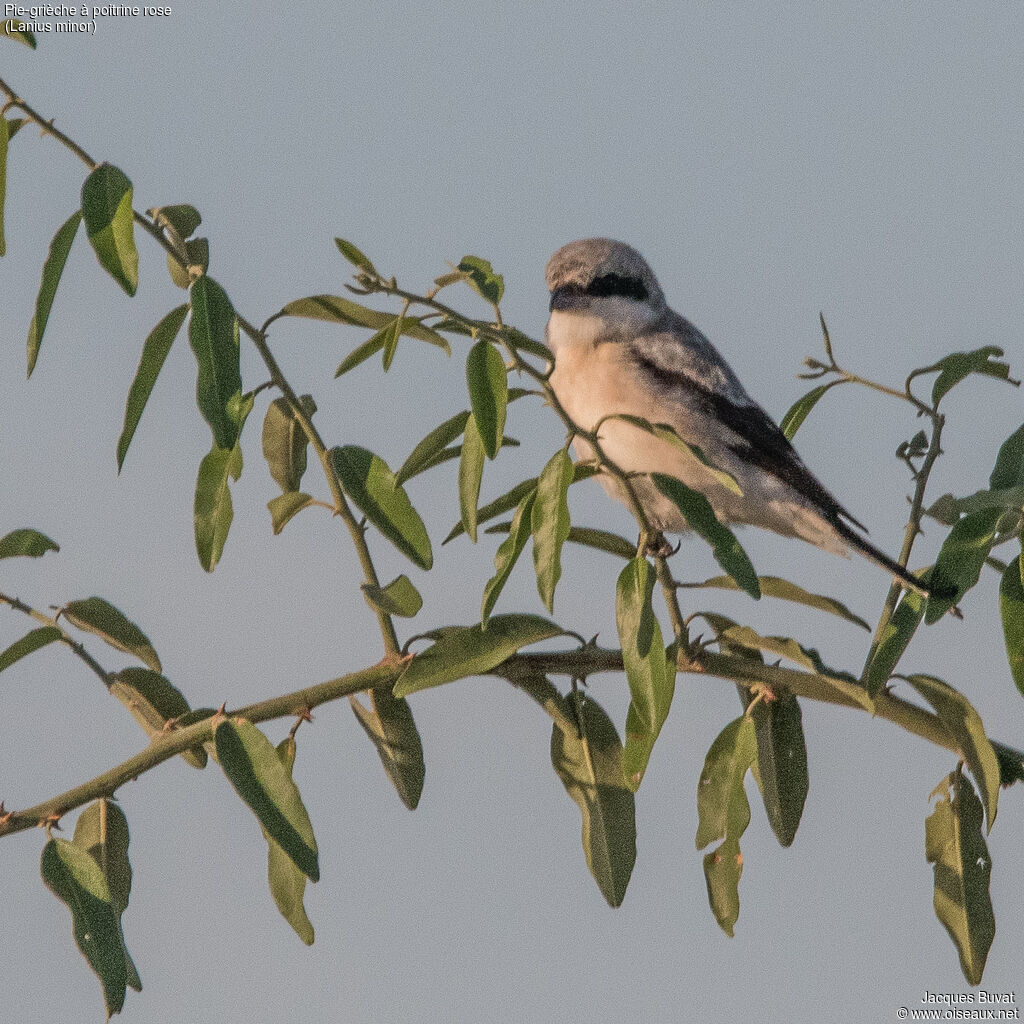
[626,311,867,532]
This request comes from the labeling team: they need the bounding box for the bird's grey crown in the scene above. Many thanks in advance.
[545,238,665,309]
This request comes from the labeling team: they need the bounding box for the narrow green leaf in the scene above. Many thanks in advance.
[151,204,202,239]
[194,444,238,571]
[0,626,62,673]
[63,597,161,672]
[683,574,869,630]
[927,510,1001,624]
[457,255,504,306]
[41,837,127,1016]
[280,295,449,348]
[747,693,808,847]
[81,163,138,296]
[109,667,206,769]
[466,340,508,459]
[189,276,243,450]
[0,527,59,558]
[482,491,536,625]
[265,738,315,944]
[612,415,742,495]
[397,411,471,484]
[652,474,760,599]
[215,717,320,882]
[564,525,636,560]
[496,324,552,361]
[779,381,845,440]
[718,625,855,681]
[117,304,189,471]
[925,772,995,985]
[458,414,486,543]
[330,446,433,569]
[27,210,82,376]
[0,115,8,257]
[863,585,928,696]
[999,554,1024,699]
[908,675,1000,830]
[621,634,677,793]
[361,575,423,618]
[380,317,403,371]
[696,716,756,937]
[267,492,315,535]
[616,558,670,735]
[923,347,1019,407]
[334,236,378,276]
[395,614,561,696]
[335,330,387,376]
[990,422,1024,490]
[74,800,142,992]
[2,20,37,46]
[551,693,636,907]
[445,474,538,544]
[531,449,573,612]
[350,689,425,810]
[261,395,316,493]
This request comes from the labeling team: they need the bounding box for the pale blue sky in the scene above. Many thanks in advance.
[2,3,1023,1021]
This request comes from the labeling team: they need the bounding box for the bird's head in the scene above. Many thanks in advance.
[545,239,666,323]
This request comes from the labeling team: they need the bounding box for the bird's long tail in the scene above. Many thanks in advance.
[833,520,932,599]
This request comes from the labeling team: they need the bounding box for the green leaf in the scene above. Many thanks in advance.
[151,204,202,239]
[564,525,636,560]
[62,597,161,672]
[925,772,995,985]
[927,511,1001,624]
[683,574,869,630]
[457,255,504,306]
[445,475,539,544]
[907,675,1000,831]
[267,492,315,535]
[466,340,508,459]
[612,415,742,495]
[496,324,552,361]
[379,317,404,371]
[2,20,37,46]
[265,738,315,944]
[531,449,573,612]
[261,395,316,493]
[330,446,433,569]
[26,210,82,376]
[335,330,388,376]
[0,527,59,558]
[922,347,1019,407]
[0,115,7,257]
[717,625,856,681]
[80,163,138,296]
[396,410,471,484]
[779,380,845,440]
[335,236,378,276]
[215,717,320,882]
[862,585,928,696]
[999,554,1024,699]
[361,575,423,618]
[394,614,561,696]
[117,304,189,471]
[189,276,243,450]
[652,474,760,599]
[167,237,208,290]
[482,491,536,626]
[194,444,239,571]
[109,667,206,769]
[350,689,425,810]
[73,800,142,992]
[458,414,486,543]
[4,117,27,141]
[990,422,1024,490]
[695,716,756,937]
[746,692,808,847]
[0,626,62,673]
[281,294,450,350]
[616,558,670,735]
[41,837,127,1016]
[927,485,1024,524]
[550,693,636,907]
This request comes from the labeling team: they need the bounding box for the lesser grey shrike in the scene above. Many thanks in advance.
[544,237,930,597]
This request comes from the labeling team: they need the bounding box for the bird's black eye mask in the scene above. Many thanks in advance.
[549,273,649,310]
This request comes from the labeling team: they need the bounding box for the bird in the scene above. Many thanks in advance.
[544,237,931,598]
